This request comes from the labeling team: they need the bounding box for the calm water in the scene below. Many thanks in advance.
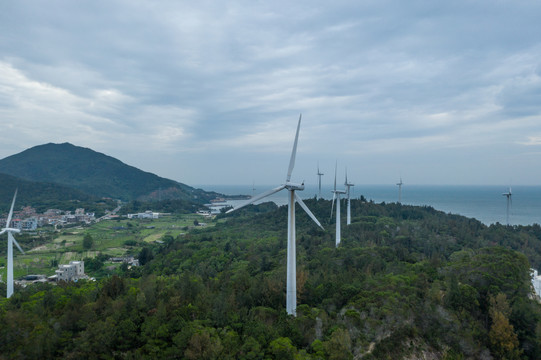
[199,184,541,226]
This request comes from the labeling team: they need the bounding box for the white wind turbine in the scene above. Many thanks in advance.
[344,169,354,226]
[1,189,25,298]
[397,178,403,204]
[226,115,324,316]
[317,163,324,199]
[502,187,512,225]
[330,163,346,247]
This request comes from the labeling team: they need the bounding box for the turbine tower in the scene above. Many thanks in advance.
[502,187,512,225]
[226,115,323,316]
[396,178,403,204]
[1,189,25,298]
[344,169,354,225]
[317,163,324,198]
[330,163,347,247]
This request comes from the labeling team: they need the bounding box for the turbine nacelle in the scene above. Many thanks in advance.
[285,182,304,191]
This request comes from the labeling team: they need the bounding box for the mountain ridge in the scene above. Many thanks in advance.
[0,143,220,202]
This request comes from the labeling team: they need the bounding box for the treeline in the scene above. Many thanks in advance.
[118,199,201,215]
[1,199,541,359]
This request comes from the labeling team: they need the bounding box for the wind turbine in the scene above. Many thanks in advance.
[317,163,324,199]
[226,115,323,316]
[502,187,512,225]
[396,178,403,204]
[330,163,347,247]
[1,189,25,298]
[344,169,354,225]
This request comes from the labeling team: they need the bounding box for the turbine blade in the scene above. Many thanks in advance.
[286,114,302,182]
[333,161,337,191]
[5,189,18,228]
[295,193,324,230]
[11,234,24,254]
[330,192,336,218]
[226,185,286,213]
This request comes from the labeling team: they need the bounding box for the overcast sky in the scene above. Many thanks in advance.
[1,1,541,188]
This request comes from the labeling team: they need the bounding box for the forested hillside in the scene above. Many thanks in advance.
[1,199,541,359]
[0,143,220,202]
[0,173,117,215]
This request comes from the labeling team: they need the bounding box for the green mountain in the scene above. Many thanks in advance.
[0,172,116,214]
[0,143,219,202]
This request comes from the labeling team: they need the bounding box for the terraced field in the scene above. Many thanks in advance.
[0,213,216,280]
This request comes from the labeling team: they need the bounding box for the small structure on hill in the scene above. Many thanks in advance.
[54,261,87,282]
[127,211,159,219]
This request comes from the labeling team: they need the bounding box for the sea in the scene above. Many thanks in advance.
[198,184,541,226]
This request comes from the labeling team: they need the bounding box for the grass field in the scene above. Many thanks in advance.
[0,213,216,280]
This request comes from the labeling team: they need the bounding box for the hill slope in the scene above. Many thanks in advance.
[0,143,219,202]
[0,172,105,213]
[1,201,540,359]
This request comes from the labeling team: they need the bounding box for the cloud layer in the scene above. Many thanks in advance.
[1,0,541,186]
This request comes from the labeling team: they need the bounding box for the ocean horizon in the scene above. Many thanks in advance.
[198,184,541,226]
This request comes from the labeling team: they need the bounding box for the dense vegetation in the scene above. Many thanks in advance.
[0,173,117,214]
[1,199,541,359]
[118,199,204,215]
[0,143,220,202]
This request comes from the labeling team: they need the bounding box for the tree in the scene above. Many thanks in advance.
[184,328,223,360]
[139,246,154,266]
[489,293,522,359]
[268,337,296,360]
[324,328,353,360]
[83,233,93,249]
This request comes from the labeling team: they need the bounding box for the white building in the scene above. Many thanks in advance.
[55,261,85,282]
[127,211,159,219]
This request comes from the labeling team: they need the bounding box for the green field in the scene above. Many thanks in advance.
[0,213,215,280]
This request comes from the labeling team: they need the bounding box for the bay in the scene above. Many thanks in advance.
[199,184,541,226]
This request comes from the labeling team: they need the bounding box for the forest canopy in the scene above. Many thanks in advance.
[1,199,541,359]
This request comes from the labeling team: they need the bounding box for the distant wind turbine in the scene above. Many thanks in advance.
[251,181,256,198]
[317,163,324,198]
[344,169,354,225]
[226,115,324,316]
[1,189,25,298]
[396,178,403,204]
[502,187,512,225]
[330,163,346,247]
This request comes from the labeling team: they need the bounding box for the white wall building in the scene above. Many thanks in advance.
[55,261,85,282]
[127,211,159,219]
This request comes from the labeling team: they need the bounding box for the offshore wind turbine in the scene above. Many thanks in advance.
[396,178,403,204]
[344,169,354,225]
[317,163,324,198]
[226,115,324,316]
[1,189,25,298]
[502,187,512,225]
[330,163,347,247]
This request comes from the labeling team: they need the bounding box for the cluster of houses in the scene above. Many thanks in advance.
[0,207,96,231]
